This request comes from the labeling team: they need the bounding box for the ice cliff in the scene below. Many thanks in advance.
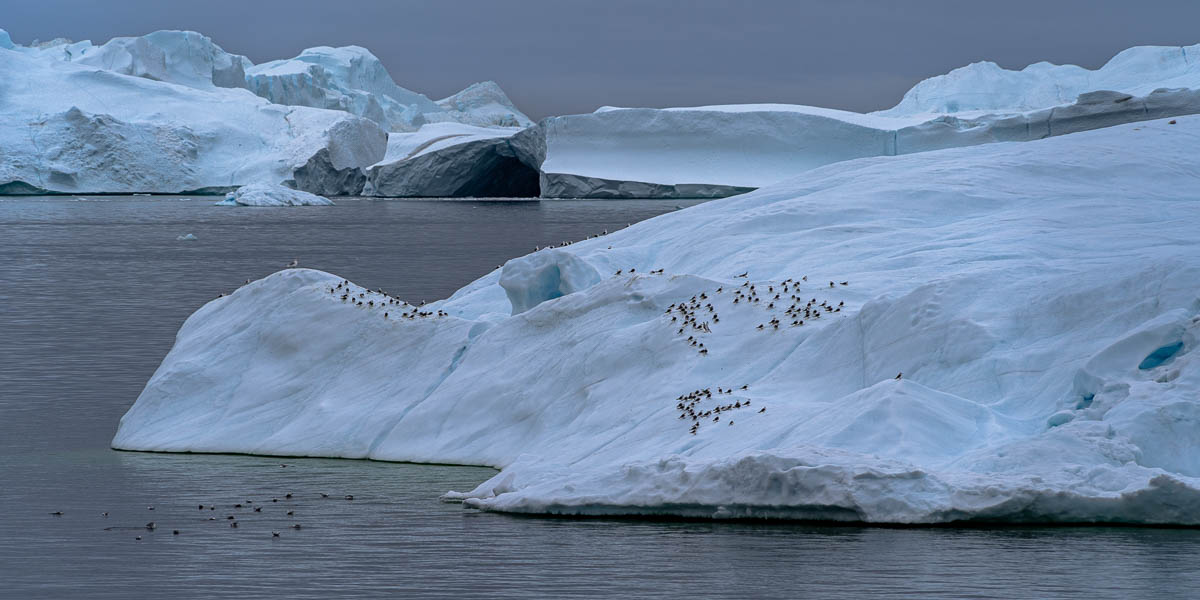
[114,115,1200,524]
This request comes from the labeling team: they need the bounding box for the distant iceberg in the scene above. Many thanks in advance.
[215,183,334,206]
[0,29,530,196]
[114,114,1200,524]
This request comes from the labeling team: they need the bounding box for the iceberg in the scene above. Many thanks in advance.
[530,84,1200,199]
[518,43,1200,199]
[0,42,387,195]
[363,123,537,197]
[215,183,334,206]
[114,114,1200,524]
[245,47,531,132]
[879,44,1200,116]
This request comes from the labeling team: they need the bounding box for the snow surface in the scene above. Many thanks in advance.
[375,122,523,164]
[0,43,386,194]
[215,183,334,206]
[114,115,1200,524]
[25,30,251,90]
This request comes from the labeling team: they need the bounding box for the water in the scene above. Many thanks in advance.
[2,196,1198,599]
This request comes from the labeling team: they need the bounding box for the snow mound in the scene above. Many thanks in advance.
[879,43,1200,116]
[51,30,249,90]
[246,45,439,132]
[114,115,1200,524]
[216,183,334,206]
[432,81,533,128]
[245,47,529,133]
[0,29,12,50]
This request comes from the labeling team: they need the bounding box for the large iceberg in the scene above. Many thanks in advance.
[521,43,1200,199]
[0,38,386,195]
[114,114,1200,524]
[0,29,532,195]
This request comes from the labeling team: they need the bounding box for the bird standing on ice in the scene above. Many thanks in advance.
[285,258,299,268]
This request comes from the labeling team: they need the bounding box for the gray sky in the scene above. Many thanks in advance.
[6,0,1200,120]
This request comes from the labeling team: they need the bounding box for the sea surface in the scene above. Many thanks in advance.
[1,196,1198,599]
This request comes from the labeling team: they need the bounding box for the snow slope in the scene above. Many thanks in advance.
[0,44,386,194]
[114,115,1200,524]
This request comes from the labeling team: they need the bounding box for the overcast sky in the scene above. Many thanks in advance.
[6,0,1200,120]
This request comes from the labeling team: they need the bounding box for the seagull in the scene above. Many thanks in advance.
[285,258,299,268]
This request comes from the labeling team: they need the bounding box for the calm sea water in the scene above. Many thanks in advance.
[1,196,1198,599]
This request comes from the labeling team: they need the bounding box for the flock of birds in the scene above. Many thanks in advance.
[50,479,358,541]
[659,272,850,359]
[328,280,448,320]
[674,386,763,435]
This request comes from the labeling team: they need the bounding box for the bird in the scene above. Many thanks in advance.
[231,522,239,528]
[291,524,302,530]
[895,372,903,380]
[272,532,281,537]
[287,511,294,516]
[285,258,299,268]
[145,522,156,530]
[49,511,63,516]
[173,530,180,535]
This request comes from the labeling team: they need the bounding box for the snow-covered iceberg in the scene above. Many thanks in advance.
[114,114,1200,524]
[879,43,1200,116]
[215,183,334,206]
[245,46,530,132]
[524,43,1200,199]
[0,29,530,195]
[531,87,1200,198]
[0,40,387,195]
